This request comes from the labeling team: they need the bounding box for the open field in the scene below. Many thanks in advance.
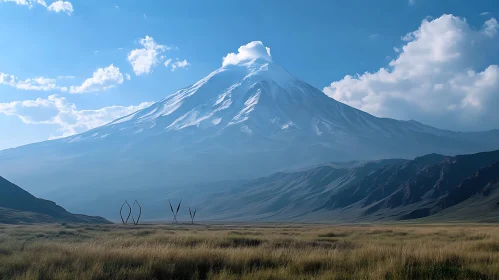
[1,223,499,279]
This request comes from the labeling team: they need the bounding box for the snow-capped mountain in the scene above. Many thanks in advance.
[1,42,499,217]
[49,56,499,162]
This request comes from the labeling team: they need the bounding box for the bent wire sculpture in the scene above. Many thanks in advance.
[169,199,182,224]
[131,200,142,225]
[120,200,141,225]
[189,206,197,224]
[120,200,132,224]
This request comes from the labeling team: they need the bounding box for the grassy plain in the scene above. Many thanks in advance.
[1,222,499,279]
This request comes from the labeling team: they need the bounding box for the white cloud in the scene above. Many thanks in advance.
[57,75,75,80]
[47,0,72,14]
[16,77,62,91]
[483,18,499,37]
[164,58,172,68]
[0,73,16,86]
[1,68,124,94]
[69,65,124,94]
[408,0,415,5]
[324,15,499,131]
[0,72,67,92]
[222,41,272,67]
[170,59,190,71]
[0,0,46,8]
[125,73,131,81]
[1,0,73,14]
[480,12,491,16]
[0,95,153,138]
[127,36,169,76]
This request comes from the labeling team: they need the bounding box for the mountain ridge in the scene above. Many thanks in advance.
[0,176,110,224]
[71,149,499,222]
[320,149,499,221]
[1,53,499,217]
[177,149,499,222]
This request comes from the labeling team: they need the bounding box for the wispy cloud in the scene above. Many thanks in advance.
[0,0,47,8]
[0,72,68,92]
[0,95,153,138]
[482,18,499,37]
[0,0,73,14]
[164,58,172,68]
[1,66,125,94]
[170,59,190,71]
[56,75,75,80]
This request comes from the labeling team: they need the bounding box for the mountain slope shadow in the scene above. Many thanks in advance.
[0,176,109,224]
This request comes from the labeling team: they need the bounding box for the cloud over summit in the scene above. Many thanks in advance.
[222,41,272,67]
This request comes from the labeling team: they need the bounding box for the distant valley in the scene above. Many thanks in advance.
[52,149,499,223]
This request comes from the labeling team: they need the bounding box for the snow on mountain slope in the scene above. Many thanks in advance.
[68,59,353,140]
[1,41,499,217]
[58,55,490,152]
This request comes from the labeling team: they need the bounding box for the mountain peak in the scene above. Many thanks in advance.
[104,57,305,134]
[220,57,297,89]
[55,42,499,155]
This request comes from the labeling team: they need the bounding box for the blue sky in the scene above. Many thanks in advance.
[1,0,498,150]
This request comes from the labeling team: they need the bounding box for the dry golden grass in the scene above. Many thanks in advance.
[1,222,499,279]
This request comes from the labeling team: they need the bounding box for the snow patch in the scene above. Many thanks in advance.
[67,136,82,143]
[167,110,213,130]
[214,99,232,113]
[111,111,139,125]
[138,107,159,121]
[228,89,261,126]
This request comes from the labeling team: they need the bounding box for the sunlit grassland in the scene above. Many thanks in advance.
[1,222,499,279]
